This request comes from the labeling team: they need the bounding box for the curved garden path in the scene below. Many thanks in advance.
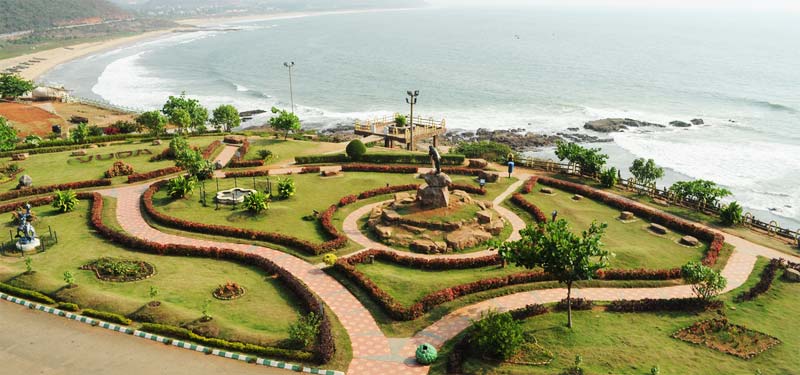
[96,169,800,374]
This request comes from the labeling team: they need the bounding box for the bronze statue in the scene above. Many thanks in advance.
[429,145,441,174]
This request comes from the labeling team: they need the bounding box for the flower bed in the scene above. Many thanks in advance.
[127,166,184,183]
[79,258,156,282]
[212,281,246,300]
[537,176,726,266]
[86,193,335,363]
[0,179,112,201]
[672,318,781,359]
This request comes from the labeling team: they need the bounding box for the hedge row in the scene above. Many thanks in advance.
[537,176,726,266]
[87,193,334,363]
[356,184,419,200]
[735,258,784,303]
[295,153,465,166]
[0,179,112,202]
[0,281,56,304]
[341,164,418,174]
[510,193,547,223]
[224,169,269,178]
[0,144,88,158]
[201,140,222,160]
[607,298,722,312]
[0,195,54,213]
[596,267,682,280]
[521,176,538,194]
[127,166,184,183]
[300,166,321,174]
[142,181,342,255]
[227,160,264,168]
[140,323,314,362]
[81,308,132,325]
[449,183,486,196]
[57,302,80,312]
[555,298,594,311]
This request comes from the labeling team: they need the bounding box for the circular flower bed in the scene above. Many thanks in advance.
[212,281,246,300]
[80,258,156,282]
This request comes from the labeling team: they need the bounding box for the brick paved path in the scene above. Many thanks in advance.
[212,145,241,178]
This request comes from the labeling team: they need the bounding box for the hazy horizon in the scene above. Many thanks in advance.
[428,0,800,12]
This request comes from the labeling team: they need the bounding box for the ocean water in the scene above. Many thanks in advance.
[42,6,800,227]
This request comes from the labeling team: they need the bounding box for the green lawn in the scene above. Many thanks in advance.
[1,137,218,190]
[0,200,303,346]
[245,138,341,166]
[431,257,799,375]
[518,187,708,269]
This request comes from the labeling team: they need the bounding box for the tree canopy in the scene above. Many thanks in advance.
[211,104,241,132]
[0,116,18,151]
[669,179,731,207]
[136,110,167,137]
[555,141,608,175]
[161,93,208,132]
[496,219,609,328]
[269,107,301,140]
[629,158,664,186]
[681,261,727,301]
[0,74,35,99]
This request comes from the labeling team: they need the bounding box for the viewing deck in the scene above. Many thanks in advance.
[354,115,446,149]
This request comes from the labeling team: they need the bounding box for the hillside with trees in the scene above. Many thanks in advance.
[0,0,134,34]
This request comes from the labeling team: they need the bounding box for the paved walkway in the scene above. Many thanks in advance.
[212,145,241,178]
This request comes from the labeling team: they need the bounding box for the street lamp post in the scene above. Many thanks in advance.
[405,90,419,151]
[283,61,295,114]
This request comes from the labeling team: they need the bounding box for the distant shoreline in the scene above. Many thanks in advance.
[0,7,418,83]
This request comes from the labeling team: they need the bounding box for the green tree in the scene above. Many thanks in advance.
[243,191,270,213]
[211,104,241,132]
[681,261,727,301]
[136,111,167,137]
[71,123,89,144]
[468,310,524,360]
[162,93,208,132]
[496,219,609,328]
[555,141,608,175]
[165,175,196,199]
[269,107,301,140]
[629,158,664,187]
[394,113,407,127]
[24,134,41,146]
[720,201,744,226]
[345,139,367,160]
[669,180,731,208]
[52,190,78,212]
[0,74,35,99]
[0,116,18,151]
[63,271,75,288]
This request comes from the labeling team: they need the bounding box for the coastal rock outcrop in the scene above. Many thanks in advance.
[691,118,705,125]
[584,118,665,133]
[670,120,691,128]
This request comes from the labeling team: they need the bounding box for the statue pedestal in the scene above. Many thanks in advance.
[16,238,40,252]
[417,172,452,209]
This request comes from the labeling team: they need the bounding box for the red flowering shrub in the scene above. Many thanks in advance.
[104,161,135,178]
[227,160,264,168]
[607,298,722,312]
[467,159,489,169]
[735,258,784,302]
[521,176,538,194]
[341,164,418,174]
[555,298,594,311]
[127,167,184,183]
[103,126,121,135]
[356,184,419,199]
[300,166,321,174]
[338,195,357,207]
[596,268,682,280]
[201,140,222,159]
[510,193,547,223]
[224,169,269,178]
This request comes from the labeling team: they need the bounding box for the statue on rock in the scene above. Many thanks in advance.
[15,203,39,252]
[429,145,441,174]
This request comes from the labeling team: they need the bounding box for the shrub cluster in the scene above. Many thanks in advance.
[149,147,173,162]
[57,302,79,312]
[87,193,334,363]
[140,323,314,362]
[555,298,594,311]
[0,281,56,304]
[356,184,419,200]
[537,176,725,266]
[224,169,269,178]
[735,258,784,302]
[227,160,264,168]
[440,167,499,184]
[295,153,465,166]
[81,308,132,325]
[338,195,358,207]
[508,303,549,320]
[127,167,184,183]
[596,268,682,280]
[521,176,539,194]
[299,166,321,174]
[0,196,54,213]
[607,298,722,312]
[294,154,349,164]
[0,179,112,201]
[341,164,418,174]
[449,183,487,196]
[201,140,222,160]
[510,193,547,223]
[104,161,135,178]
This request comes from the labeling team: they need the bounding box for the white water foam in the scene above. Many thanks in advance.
[92,52,174,110]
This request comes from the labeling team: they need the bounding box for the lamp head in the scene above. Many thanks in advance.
[414,90,419,96]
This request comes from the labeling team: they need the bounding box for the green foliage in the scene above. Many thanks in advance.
[630,158,664,186]
[0,0,127,35]
[469,310,524,360]
[57,302,79,312]
[345,139,367,160]
[454,141,513,162]
[651,365,661,375]
[681,261,727,301]
[257,149,273,160]
[288,312,321,349]
[24,256,32,274]
[162,93,208,132]
[277,177,296,200]
[136,111,167,137]
[496,219,609,328]
[81,309,132,325]
[394,114,407,127]
[0,73,35,99]
[52,189,78,212]
[599,167,618,188]
[211,104,241,132]
[322,253,338,266]
[149,286,159,301]
[415,343,438,365]
[720,201,744,226]
[243,191,270,213]
[295,152,465,165]
[0,116,17,151]
[165,175,196,199]
[555,141,608,175]
[201,299,212,320]
[112,120,141,134]
[170,136,212,179]
[87,125,104,137]
[269,107,301,140]
[23,134,41,146]
[168,136,189,157]
[670,179,731,207]
[0,281,55,304]
[70,123,89,144]
[63,270,75,287]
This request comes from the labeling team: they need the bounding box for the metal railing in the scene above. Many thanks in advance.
[354,113,446,142]
[65,95,145,115]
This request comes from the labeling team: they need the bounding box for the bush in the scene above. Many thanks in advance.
[166,175,196,199]
[57,302,79,312]
[288,313,322,349]
[556,298,594,311]
[521,176,538,194]
[0,179,111,201]
[81,309,132,325]
[258,149,273,160]
[127,167,183,183]
[276,177,296,199]
[600,167,618,188]
[224,169,269,178]
[468,310,524,360]
[735,258,782,302]
[607,298,722,312]
[52,190,79,213]
[454,141,513,162]
[346,139,367,160]
[415,343,438,365]
[243,191,270,213]
[511,193,547,223]
[322,253,338,266]
[681,261,727,301]
[720,201,744,226]
[341,164,417,174]
[295,153,464,165]
[227,160,264,168]
[0,282,55,304]
[104,161,135,178]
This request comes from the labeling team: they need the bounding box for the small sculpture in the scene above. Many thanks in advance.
[16,204,37,247]
[429,145,442,174]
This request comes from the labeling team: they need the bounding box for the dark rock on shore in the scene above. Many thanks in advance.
[584,118,665,133]
[691,118,704,125]
[444,128,567,151]
[670,120,691,128]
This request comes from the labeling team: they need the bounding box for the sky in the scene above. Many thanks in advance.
[428,0,800,12]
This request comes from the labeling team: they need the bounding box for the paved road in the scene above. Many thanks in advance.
[0,302,287,375]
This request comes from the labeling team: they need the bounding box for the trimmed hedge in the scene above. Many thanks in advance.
[521,176,538,194]
[0,179,112,202]
[140,323,314,362]
[201,140,222,160]
[555,298,594,311]
[295,153,465,166]
[0,282,56,304]
[356,184,419,200]
[441,167,500,183]
[57,302,80,312]
[0,144,87,158]
[299,166,321,174]
[596,268,682,280]
[87,193,335,363]
[81,308,132,325]
[295,154,349,165]
[224,169,269,178]
[607,298,722,312]
[228,160,265,168]
[510,193,547,223]
[340,164,418,174]
[0,196,54,213]
[537,176,726,266]
[127,166,183,183]
[735,258,783,302]
[449,183,486,196]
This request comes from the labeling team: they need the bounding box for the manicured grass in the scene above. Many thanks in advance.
[520,187,707,269]
[0,137,218,191]
[431,257,800,375]
[0,200,303,345]
[245,138,343,166]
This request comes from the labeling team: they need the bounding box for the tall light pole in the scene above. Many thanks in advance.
[406,90,419,151]
[283,61,295,114]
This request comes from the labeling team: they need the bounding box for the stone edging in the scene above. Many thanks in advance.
[0,292,344,375]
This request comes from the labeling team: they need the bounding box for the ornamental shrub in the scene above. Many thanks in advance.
[468,310,524,360]
[243,191,270,213]
[454,141,513,162]
[166,175,196,199]
[415,343,438,365]
[322,253,338,266]
[288,312,321,349]
[345,139,367,160]
[720,201,744,226]
[52,190,79,212]
[81,309,132,325]
[681,261,727,301]
[277,177,296,199]
[257,149,273,160]
[57,302,79,312]
[104,161,135,178]
[600,167,618,188]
